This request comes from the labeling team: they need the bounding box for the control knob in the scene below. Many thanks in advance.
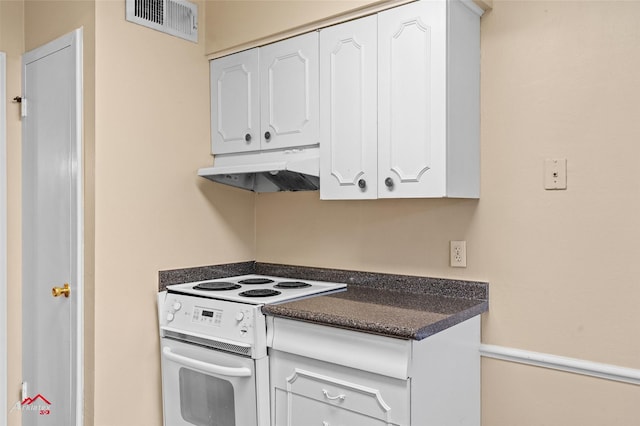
[166,312,175,322]
[235,312,245,322]
[173,301,182,311]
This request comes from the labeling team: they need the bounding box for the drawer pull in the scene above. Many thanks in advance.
[322,389,346,402]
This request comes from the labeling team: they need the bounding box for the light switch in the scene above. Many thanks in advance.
[544,158,567,190]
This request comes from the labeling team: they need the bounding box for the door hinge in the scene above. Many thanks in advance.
[12,96,26,117]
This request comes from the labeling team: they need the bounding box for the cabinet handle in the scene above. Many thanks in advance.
[245,133,251,142]
[264,131,271,141]
[358,179,366,189]
[384,177,394,188]
[322,389,346,402]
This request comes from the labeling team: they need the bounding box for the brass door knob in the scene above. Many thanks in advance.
[52,283,70,298]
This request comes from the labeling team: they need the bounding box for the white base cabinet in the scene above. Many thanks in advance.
[268,315,481,426]
[320,0,483,199]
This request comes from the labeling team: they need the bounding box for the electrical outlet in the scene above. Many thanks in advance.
[450,241,467,268]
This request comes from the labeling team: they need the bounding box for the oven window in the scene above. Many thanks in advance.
[179,367,236,426]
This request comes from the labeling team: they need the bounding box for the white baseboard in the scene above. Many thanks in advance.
[480,344,640,386]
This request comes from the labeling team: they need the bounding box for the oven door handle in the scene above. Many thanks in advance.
[162,347,252,377]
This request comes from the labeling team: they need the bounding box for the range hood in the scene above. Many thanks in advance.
[198,146,320,193]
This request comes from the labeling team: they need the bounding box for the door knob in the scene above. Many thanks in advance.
[358,179,366,189]
[385,177,394,188]
[52,283,70,298]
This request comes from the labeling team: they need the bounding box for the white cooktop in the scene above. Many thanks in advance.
[166,274,347,305]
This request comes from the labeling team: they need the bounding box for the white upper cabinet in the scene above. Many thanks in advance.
[320,0,482,199]
[260,31,320,151]
[210,32,320,155]
[320,15,378,200]
[210,48,260,154]
[378,0,448,198]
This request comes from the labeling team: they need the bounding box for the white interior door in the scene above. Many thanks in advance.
[1,50,8,426]
[21,29,82,426]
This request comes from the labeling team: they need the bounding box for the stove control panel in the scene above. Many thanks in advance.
[192,306,223,326]
[159,292,267,352]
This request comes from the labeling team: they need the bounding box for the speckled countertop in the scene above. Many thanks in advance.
[159,262,489,341]
[262,283,487,340]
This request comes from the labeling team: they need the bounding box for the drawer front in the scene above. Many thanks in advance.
[270,317,412,379]
[275,388,394,426]
[271,351,409,426]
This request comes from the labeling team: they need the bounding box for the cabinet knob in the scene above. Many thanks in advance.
[264,131,271,141]
[245,133,251,142]
[385,177,394,188]
[358,179,366,189]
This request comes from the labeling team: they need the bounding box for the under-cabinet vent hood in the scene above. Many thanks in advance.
[198,147,320,193]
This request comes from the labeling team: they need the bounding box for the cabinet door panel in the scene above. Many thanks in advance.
[378,1,447,197]
[261,31,319,150]
[211,48,260,154]
[289,393,391,426]
[320,16,378,200]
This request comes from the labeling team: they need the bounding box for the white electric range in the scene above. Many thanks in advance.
[157,274,346,426]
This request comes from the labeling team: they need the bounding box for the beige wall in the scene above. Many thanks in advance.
[254,0,640,424]
[92,1,254,425]
[205,0,387,55]
[204,0,491,56]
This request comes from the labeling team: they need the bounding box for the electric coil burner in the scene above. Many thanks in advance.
[274,281,311,289]
[239,289,282,298]
[238,278,275,285]
[193,281,241,291]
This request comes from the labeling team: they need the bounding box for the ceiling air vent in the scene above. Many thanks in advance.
[126,0,198,43]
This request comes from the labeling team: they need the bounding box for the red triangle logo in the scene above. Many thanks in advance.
[21,394,51,406]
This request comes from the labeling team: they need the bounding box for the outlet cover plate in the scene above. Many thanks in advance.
[450,240,467,268]
[544,158,567,190]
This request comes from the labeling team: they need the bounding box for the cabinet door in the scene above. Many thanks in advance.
[260,31,319,150]
[378,0,447,198]
[319,16,378,200]
[211,48,260,154]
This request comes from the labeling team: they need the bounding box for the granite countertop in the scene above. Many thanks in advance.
[262,284,487,340]
[159,262,489,341]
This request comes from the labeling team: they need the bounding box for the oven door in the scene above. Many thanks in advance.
[160,337,258,426]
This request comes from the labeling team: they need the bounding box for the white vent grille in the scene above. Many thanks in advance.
[163,330,252,357]
[126,0,198,43]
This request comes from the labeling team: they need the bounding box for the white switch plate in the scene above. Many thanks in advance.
[450,241,467,268]
[544,158,567,190]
